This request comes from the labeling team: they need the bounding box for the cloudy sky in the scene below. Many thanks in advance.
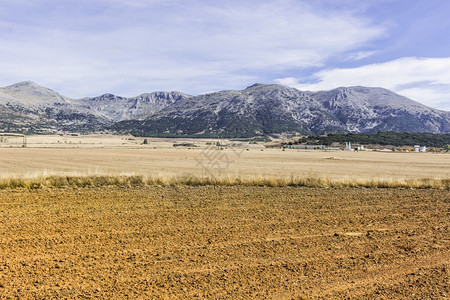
[0,0,449,110]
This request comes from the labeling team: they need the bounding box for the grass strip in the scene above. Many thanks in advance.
[0,175,448,190]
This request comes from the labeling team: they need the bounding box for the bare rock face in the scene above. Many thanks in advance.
[0,81,448,135]
[0,81,70,106]
[0,81,190,133]
[75,91,190,122]
[119,84,344,136]
[309,87,450,134]
[117,84,449,136]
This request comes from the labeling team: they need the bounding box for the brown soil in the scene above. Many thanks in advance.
[0,186,448,299]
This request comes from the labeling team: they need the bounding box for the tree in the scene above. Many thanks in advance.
[143,139,149,145]
[443,144,450,152]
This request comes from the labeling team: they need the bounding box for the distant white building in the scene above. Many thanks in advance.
[345,142,365,151]
[414,145,427,152]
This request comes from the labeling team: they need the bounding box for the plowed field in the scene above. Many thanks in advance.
[0,186,448,299]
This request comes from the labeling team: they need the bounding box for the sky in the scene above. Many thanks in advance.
[0,0,449,110]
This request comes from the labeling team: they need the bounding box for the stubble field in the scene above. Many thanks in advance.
[0,135,449,181]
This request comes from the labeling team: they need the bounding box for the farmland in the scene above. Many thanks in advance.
[0,134,448,181]
[0,186,448,298]
[0,135,449,298]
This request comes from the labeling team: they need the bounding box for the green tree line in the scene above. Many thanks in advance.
[294,132,450,148]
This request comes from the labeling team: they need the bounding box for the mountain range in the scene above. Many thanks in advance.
[0,81,448,136]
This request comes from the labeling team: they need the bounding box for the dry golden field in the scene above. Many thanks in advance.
[0,186,448,298]
[0,134,448,181]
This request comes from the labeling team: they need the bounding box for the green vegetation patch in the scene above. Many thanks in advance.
[294,132,450,147]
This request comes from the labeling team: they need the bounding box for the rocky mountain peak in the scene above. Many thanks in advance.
[1,81,70,106]
[245,83,286,91]
[7,80,39,88]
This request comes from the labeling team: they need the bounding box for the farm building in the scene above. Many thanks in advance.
[345,142,352,151]
[414,145,427,152]
[345,142,365,151]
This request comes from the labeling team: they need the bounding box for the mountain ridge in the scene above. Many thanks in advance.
[0,81,448,136]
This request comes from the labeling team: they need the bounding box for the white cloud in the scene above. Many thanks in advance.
[0,0,386,97]
[347,51,379,61]
[276,57,450,110]
[397,86,450,111]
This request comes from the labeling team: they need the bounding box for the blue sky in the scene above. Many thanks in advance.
[0,0,449,110]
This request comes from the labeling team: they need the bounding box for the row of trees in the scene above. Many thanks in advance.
[293,132,450,148]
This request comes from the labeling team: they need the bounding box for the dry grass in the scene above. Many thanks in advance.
[1,145,449,181]
[0,174,448,190]
[1,136,449,189]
